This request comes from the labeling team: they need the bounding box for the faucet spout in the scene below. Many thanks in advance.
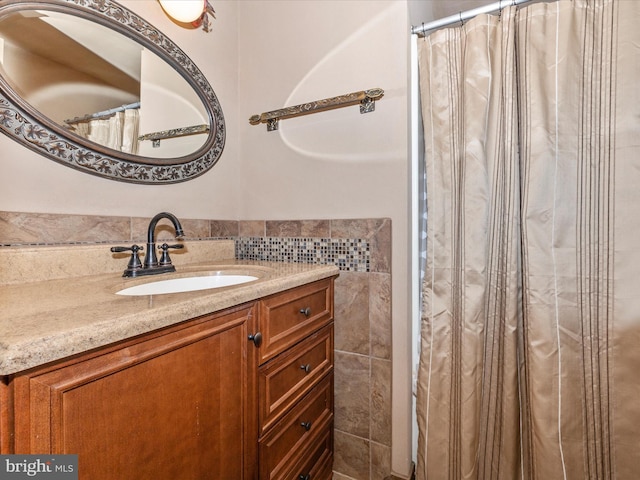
[143,212,184,269]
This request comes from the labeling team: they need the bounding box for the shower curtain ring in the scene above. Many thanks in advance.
[459,11,464,25]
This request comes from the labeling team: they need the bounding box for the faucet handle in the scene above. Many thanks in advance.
[110,244,144,276]
[158,243,184,266]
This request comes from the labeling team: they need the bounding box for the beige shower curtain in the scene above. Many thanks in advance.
[71,108,140,154]
[416,1,640,479]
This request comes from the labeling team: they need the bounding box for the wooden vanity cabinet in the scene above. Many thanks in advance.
[6,303,259,480]
[257,278,335,480]
[0,276,336,480]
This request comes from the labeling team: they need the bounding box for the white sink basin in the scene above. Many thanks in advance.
[116,274,258,296]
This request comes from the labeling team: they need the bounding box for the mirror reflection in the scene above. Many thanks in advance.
[0,9,209,159]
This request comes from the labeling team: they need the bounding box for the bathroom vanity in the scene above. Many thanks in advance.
[0,244,337,480]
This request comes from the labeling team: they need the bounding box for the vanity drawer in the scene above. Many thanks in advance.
[258,278,333,364]
[285,423,333,480]
[259,374,333,480]
[259,324,333,434]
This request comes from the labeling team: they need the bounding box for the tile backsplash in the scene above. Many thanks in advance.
[0,212,390,274]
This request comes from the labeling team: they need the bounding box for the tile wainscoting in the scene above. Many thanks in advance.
[0,211,393,479]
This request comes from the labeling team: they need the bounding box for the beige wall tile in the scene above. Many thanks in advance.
[334,431,370,480]
[330,218,383,240]
[238,220,265,236]
[371,441,392,480]
[370,272,392,360]
[334,351,370,439]
[179,219,211,239]
[369,218,391,274]
[371,358,392,446]
[0,211,130,244]
[335,272,370,355]
[210,220,239,237]
[265,220,331,237]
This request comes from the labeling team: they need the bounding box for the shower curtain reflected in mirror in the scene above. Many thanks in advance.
[69,108,140,154]
[416,1,640,478]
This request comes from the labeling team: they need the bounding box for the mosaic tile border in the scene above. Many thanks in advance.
[236,236,370,272]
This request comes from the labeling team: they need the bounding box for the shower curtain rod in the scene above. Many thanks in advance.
[64,102,141,125]
[411,0,532,36]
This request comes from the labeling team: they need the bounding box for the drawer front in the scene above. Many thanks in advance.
[259,324,333,434]
[259,278,333,364]
[284,423,333,480]
[259,374,333,480]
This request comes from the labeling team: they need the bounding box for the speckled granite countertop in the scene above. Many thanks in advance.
[0,257,338,376]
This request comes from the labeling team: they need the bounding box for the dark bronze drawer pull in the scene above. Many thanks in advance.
[299,307,311,317]
[300,363,312,373]
[299,475,310,480]
[248,332,263,347]
[300,421,312,431]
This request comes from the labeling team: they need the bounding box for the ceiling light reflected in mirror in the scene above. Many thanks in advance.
[158,0,216,32]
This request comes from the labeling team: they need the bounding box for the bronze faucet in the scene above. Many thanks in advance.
[111,212,184,278]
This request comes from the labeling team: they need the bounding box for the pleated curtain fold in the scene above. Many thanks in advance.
[72,108,139,154]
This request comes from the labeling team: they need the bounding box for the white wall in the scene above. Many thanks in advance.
[237,1,412,476]
[138,49,209,158]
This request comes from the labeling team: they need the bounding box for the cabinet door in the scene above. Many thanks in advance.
[13,304,258,480]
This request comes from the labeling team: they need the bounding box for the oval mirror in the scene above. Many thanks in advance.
[0,0,225,184]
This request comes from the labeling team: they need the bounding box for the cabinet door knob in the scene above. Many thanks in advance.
[248,332,262,347]
[299,475,310,480]
[300,421,312,431]
[299,307,311,317]
[300,363,312,373]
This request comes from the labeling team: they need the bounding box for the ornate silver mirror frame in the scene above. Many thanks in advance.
[0,0,225,184]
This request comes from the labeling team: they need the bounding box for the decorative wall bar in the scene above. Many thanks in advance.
[138,124,210,147]
[249,87,384,132]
